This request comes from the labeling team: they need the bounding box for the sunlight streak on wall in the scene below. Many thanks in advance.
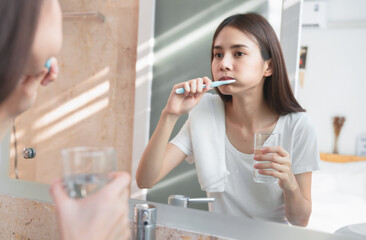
[136,38,155,73]
[33,98,109,143]
[33,81,110,129]
[154,0,267,63]
[154,0,230,45]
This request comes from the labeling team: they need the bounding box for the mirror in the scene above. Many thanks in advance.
[145,0,285,210]
[133,0,366,235]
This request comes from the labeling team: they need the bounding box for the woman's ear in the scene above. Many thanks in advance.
[264,59,273,77]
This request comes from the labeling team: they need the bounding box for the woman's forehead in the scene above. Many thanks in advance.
[214,26,258,48]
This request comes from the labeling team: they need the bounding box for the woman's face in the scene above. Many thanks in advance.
[26,0,63,76]
[211,26,272,96]
[11,0,63,115]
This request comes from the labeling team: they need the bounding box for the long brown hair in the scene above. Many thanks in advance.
[211,13,305,115]
[0,0,44,104]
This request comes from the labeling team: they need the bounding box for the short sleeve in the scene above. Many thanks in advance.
[170,118,194,163]
[291,114,321,174]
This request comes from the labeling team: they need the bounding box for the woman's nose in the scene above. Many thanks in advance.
[219,55,233,71]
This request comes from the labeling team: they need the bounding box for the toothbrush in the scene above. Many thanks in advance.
[45,58,52,71]
[175,79,236,94]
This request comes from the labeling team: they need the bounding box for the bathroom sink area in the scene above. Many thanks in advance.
[129,198,363,240]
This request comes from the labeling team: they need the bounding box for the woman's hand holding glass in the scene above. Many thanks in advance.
[163,77,212,117]
[253,146,298,191]
[51,171,131,240]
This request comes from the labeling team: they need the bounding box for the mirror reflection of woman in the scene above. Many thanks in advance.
[137,13,320,226]
[0,1,130,239]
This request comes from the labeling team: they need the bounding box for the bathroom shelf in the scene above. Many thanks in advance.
[320,152,366,163]
[63,11,105,23]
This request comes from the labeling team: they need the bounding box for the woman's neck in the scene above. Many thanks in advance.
[225,90,278,132]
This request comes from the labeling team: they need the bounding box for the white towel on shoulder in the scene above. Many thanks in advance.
[188,94,229,192]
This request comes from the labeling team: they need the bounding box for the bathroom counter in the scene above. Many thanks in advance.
[129,199,360,240]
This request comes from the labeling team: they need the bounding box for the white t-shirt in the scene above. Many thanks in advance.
[170,97,320,223]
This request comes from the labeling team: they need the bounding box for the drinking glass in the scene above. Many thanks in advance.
[253,132,281,183]
[61,146,117,198]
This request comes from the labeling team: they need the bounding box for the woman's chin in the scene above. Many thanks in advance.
[220,91,232,96]
[217,88,232,95]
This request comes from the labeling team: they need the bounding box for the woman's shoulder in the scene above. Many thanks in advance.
[281,112,315,130]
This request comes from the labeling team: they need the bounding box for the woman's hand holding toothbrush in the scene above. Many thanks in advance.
[137,76,235,187]
[136,77,212,188]
[41,57,59,86]
[163,77,212,117]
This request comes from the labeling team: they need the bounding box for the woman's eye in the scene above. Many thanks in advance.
[214,53,223,58]
[235,52,245,57]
